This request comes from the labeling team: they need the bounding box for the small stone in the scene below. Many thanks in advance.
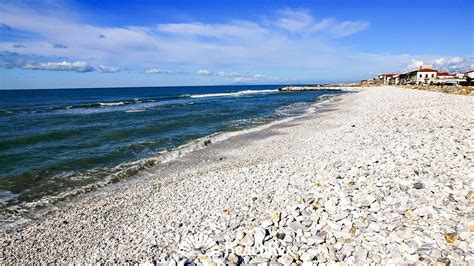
[240,233,254,246]
[308,236,325,245]
[310,212,320,222]
[334,242,343,251]
[355,246,368,260]
[168,259,177,266]
[235,231,245,242]
[349,225,357,236]
[404,209,413,218]
[399,242,410,253]
[271,212,281,222]
[300,249,318,262]
[313,183,323,190]
[227,254,241,264]
[437,257,451,265]
[364,194,377,206]
[288,252,300,261]
[317,244,329,257]
[457,240,469,253]
[276,232,285,240]
[370,201,381,212]
[445,232,459,244]
[254,228,267,246]
[235,245,245,256]
[284,234,293,243]
[261,220,273,228]
[197,255,209,263]
[413,182,424,189]
[459,231,470,240]
[288,221,305,231]
[296,195,305,203]
[404,253,419,263]
[333,211,348,221]
[277,254,294,264]
[465,191,474,202]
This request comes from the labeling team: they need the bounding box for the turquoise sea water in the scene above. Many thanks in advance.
[0,85,345,222]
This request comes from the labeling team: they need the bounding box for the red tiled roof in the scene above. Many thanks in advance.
[379,73,396,77]
[437,71,449,76]
[418,68,437,72]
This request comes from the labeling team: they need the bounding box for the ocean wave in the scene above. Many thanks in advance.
[125,109,146,113]
[42,98,189,115]
[99,101,125,106]
[41,97,180,113]
[189,89,279,98]
[275,102,312,117]
[0,92,343,228]
[0,110,14,116]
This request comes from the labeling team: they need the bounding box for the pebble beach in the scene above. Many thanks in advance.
[1,86,473,264]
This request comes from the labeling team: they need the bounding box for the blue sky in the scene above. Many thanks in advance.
[0,0,473,89]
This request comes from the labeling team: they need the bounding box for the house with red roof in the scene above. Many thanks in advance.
[372,66,471,87]
[377,73,397,85]
[399,65,437,85]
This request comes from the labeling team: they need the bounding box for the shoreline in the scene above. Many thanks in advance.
[1,86,472,264]
[0,91,349,228]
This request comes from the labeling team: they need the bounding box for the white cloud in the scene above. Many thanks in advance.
[274,8,369,38]
[23,61,94,72]
[156,21,268,40]
[449,56,463,64]
[12,44,27,48]
[310,18,336,32]
[145,68,184,74]
[52,43,68,49]
[403,56,473,73]
[434,57,445,65]
[405,59,424,71]
[275,8,314,32]
[0,3,370,70]
[196,69,265,80]
[443,57,471,71]
[328,20,370,38]
[1,58,121,73]
[144,68,266,80]
[95,65,121,73]
[197,69,212,76]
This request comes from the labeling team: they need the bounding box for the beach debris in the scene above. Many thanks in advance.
[413,182,424,189]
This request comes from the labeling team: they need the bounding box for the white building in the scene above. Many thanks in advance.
[415,67,437,85]
[378,73,396,85]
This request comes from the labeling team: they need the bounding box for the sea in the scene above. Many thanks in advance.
[0,85,345,224]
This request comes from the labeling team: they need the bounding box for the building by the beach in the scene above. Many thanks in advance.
[400,65,438,85]
[374,65,471,86]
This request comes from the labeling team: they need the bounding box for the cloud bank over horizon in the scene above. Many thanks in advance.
[404,57,474,73]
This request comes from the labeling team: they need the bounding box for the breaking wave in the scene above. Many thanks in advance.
[189,89,279,98]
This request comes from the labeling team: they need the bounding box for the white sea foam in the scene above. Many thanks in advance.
[189,89,279,98]
[99,102,125,106]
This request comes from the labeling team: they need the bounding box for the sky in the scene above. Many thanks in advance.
[0,0,473,89]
